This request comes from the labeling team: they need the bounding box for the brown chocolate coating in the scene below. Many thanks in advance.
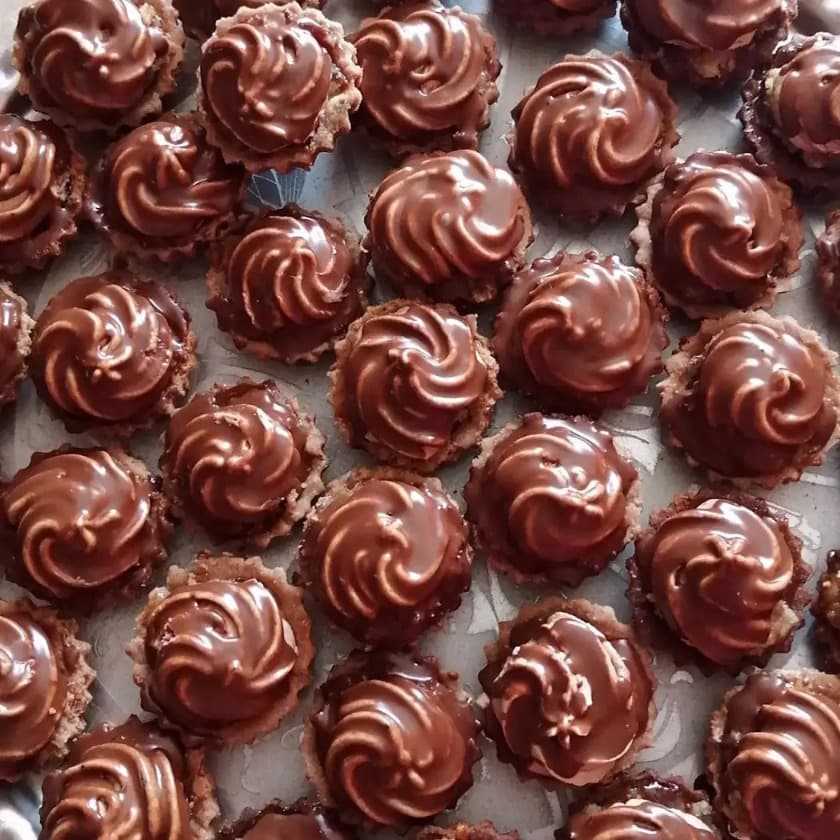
[479,602,652,787]
[0,285,27,406]
[818,209,840,317]
[175,0,325,41]
[1,448,167,603]
[296,470,472,647]
[509,52,676,220]
[494,0,616,37]
[712,672,840,840]
[307,651,480,829]
[207,207,369,363]
[30,271,193,431]
[465,413,637,585]
[0,607,66,781]
[365,150,531,303]
[350,3,500,153]
[41,717,193,840]
[660,317,838,482]
[814,550,840,673]
[493,251,667,413]
[218,799,351,840]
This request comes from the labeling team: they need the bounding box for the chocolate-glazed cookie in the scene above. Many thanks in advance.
[217,799,352,840]
[465,413,639,586]
[30,271,197,436]
[175,0,326,41]
[493,251,668,414]
[160,379,326,546]
[329,299,501,472]
[629,489,810,674]
[0,283,33,409]
[86,112,246,262]
[494,0,617,36]
[0,447,171,607]
[659,311,840,486]
[198,3,362,173]
[350,3,501,157]
[304,650,480,830]
[707,669,840,840]
[365,150,532,304]
[296,468,472,648]
[206,206,370,363]
[817,209,840,317]
[479,598,654,788]
[13,0,185,133]
[813,551,840,673]
[420,824,519,840]
[508,52,678,221]
[40,716,219,840]
[632,151,802,318]
[620,0,796,88]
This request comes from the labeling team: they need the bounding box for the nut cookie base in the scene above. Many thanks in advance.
[0,282,34,409]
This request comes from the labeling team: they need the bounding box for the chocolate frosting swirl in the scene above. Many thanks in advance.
[628,0,784,51]
[639,498,795,666]
[16,0,168,124]
[0,608,66,780]
[567,800,718,840]
[175,0,317,41]
[143,579,298,733]
[200,6,332,153]
[351,4,495,146]
[366,150,529,301]
[310,652,479,828]
[481,608,652,785]
[717,672,840,840]
[41,717,192,840]
[337,302,490,462]
[31,272,191,425]
[0,286,24,399]
[2,449,156,600]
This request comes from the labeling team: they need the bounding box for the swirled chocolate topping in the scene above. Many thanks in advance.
[309,651,480,828]
[2,448,160,601]
[627,0,784,51]
[31,272,191,427]
[716,672,840,839]
[480,608,652,786]
[366,150,529,302]
[351,4,498,148]
[567,800,718,839]
[41,717,192,840]
[336,302,490,463]
[220,801,349,840]
[661,318,838,480]
[200,5,333,153]
[636,498,795,666]
[298,474,471,646]
[649,152,786,312]
[0,286,25,400]
[465,414,637,584]
[161,381,317,541]
[493,252,666,411]
[143,579,299,734]
[15,0,168,124]
[88,114,244,250]
[175,0,324,41]
[0,607,66,780]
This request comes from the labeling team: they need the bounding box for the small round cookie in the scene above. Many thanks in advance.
[128,554,313,745]
[30,271,196,436]
[420,824,520,840]
[206,206,370,363]
[350,2,501,157]
[329,299,501,473]
[160,379,326,546]
[492,251,668,414]
[620,0,797,88]
[86,112,246,262]
[13,0,185,133]
[198,3,362,173]
[295,467,472,648]
[632,151,802,318]
[508,52,678,222]
[0,283,34,409]
[303,650,481,831]
[365,150,532,304]
[0,115,86,274]
[628,489,810,673]
[0,599,94,783]
[217,798,352,840]
[175,0,326,41]
[0,446,171,607]
[40,716,219,840]
[494,0,616,36]
[817,209,840,317]
[659,311,840,487]
[465,413,640,586]
[813,550,840,673]
[479,598,655,788]
[707,669,840,840]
